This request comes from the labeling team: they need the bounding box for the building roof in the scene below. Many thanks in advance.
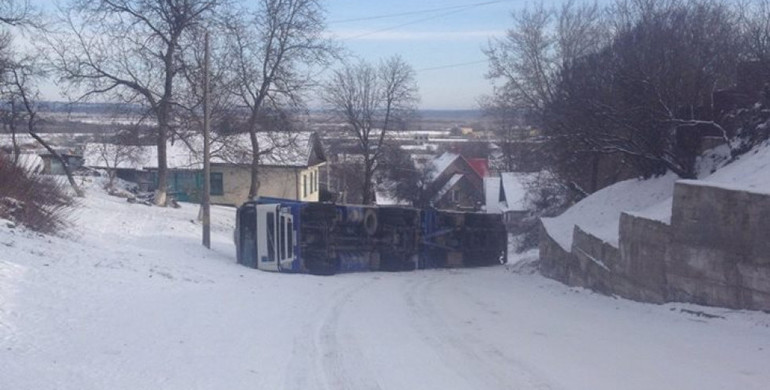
[425,151,485,208]
[467,158,489,178]
[212,131,323,167]
[429,152,460,180]
[84,131,323,170]
[483,172,535,213]
[500,172,531,211]
[435,173,464,201]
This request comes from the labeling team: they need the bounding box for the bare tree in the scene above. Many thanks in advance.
[0,98,21,163]
[323,55,418,204]
[226,0,334,199]
[482,0,606,187]
[486,0,741,198]
[0,1,30,163]
[8,54,84,196]
[47,0,220,205]
[0,30,18,162]
[545,0,740,180]
[483,0,605,115]
[479,91,525,172]
[378,144,434,207]
[739,0,770,61]
[0,0,32,26]
[93,139,141,190]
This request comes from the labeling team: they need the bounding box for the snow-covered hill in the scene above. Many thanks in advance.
[542,141,770,249]
[1,179,769,389]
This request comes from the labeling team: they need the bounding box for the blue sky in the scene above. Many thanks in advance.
[324,0,520,109]
[30,0,523,110]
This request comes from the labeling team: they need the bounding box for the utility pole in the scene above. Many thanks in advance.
[202,30,211,249]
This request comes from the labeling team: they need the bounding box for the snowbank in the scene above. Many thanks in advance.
[541,173,679,250]
[699,141,770,194]
[635,141,770,223]
[543,140,770,249]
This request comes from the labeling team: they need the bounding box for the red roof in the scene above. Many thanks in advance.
[467,158,489,178]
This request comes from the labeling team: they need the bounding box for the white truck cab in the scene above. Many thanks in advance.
[255,204,297,272]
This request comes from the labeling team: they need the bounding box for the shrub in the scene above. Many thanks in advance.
[0,153,74,234]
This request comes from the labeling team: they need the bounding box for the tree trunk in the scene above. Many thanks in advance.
[248,129,260,199]
[155,119,168,206]
[10,100,19,165]
[18,89,83,197]
[11,124,19,165]
[362,157,374,204]
[108,169,116,189]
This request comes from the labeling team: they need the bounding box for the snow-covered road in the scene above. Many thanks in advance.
[2,182,770,389]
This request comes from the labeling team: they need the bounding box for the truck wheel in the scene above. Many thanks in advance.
[363,209,378,236]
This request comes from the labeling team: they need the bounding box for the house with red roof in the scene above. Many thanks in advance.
[425,152,486,211]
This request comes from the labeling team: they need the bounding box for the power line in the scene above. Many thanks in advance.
[339,0,515,40]
[329,0,511,24]
[417,60,488,72]
[345,8,465,40]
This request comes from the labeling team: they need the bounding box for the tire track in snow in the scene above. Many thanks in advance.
[281,277,382,390]
[404,270,560,390]
[316,277,383,390]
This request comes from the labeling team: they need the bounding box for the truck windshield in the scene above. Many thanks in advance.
[266,211,275,262]
[280,215,286,260]
[287,219,293,258]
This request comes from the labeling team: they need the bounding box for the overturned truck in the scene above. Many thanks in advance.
[235,197,507,275]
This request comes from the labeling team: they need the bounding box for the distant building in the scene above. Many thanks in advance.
[425,152,486,211]
[484,172,536,233]
[11,153,44,174]
[83,131,326,206]
[466,158,489,178]
[40,150,83,175]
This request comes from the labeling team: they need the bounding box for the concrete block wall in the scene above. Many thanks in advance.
[570,226,618,296]
[538,222,574,284]
[667,181,770,310]
[618,213,669,303]
[539,180,770,311]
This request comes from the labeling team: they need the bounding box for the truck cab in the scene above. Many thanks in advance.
[255,204,297,272]
[236,202,298,272]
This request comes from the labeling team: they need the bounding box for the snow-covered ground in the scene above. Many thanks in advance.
[1,180,770,390]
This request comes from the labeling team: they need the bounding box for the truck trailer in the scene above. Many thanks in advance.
[234,197,507,275]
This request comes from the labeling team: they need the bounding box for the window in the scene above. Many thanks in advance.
[266,212,275,262]
[287,219,293,258]
[303,174,308,198]
[210,172,224,196]
[280,216,286,260]
[310,171,315,194]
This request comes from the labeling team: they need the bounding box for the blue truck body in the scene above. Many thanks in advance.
[235,197,507,275]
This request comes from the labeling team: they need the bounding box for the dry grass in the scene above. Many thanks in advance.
[0,153,74,234]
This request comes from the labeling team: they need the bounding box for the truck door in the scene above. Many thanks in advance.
[236,204,258,268]
[256,204,280,272]
[277,208,297,272]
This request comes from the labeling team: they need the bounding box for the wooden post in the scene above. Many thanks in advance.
[202,31,211,249]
